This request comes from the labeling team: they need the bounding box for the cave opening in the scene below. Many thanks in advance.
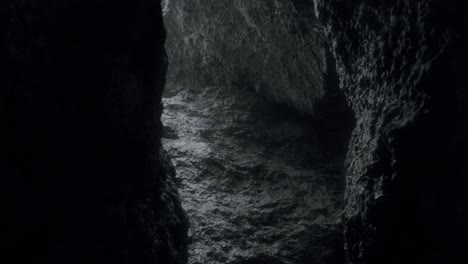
[161,1,355,263]
[3,1,467,263]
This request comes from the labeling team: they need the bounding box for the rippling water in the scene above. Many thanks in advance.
[162,84,345,264]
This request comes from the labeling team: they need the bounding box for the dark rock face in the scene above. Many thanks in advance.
[315,0,468,263]
[1,1,188,263]
[163,0,326,114]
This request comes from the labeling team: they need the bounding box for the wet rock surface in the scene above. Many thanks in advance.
[162,84,345,264]
[315,0,468,263]
[163,0,326,115]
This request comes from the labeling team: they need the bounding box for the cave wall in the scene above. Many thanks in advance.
[1,1,188,263]
[314,0,468,263]
[163,0,326,114]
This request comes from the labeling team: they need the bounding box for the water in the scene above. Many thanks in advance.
[162,84,344,264]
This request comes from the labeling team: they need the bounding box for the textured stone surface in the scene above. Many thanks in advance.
[163,0,326,114]
[1,1,188,263]
[314,0,468,263]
